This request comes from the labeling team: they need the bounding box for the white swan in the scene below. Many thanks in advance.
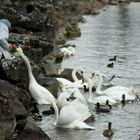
[57,98,94,129]
[57,82,86,109]
[60,46,75,57]
[16,48,93,129]
[56,68,84,88]
[82,71,109,90]
[92,70,138,101]
[16,47,59,125]
[83,73,117,105]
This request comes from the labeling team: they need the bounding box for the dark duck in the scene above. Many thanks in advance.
[103,122,114,138]
[95,102,111,113]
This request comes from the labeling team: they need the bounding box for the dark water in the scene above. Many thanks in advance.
[37,3,140,140]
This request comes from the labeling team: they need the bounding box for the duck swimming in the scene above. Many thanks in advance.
[103,122,114,137]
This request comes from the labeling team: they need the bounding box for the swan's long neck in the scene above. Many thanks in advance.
[19,52,36,83]
[72,69,78,81]
[96,73,103,95]
[51,99,59,125]
[88,78,93,101]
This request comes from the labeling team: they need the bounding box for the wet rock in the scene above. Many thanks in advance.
[13,117,51,140]
[0,79,31,140]
[37,77,60,98]
[0,98,16,140]
[39,53,58,76]
[1,58,44,89]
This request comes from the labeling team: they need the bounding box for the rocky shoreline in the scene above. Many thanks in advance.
[0,0,135,139]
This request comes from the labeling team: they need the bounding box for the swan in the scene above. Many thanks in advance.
[56,68,84,88]
[90,95,117,105]
[57,98,94,129]
[103,122,114,137]
[57,81,86,109]
[60,46,75,57]
[16,47,59,125]
[83,73,117,105]
[83,71,113,91]
[16,49,93,129]
[92,70,138,101]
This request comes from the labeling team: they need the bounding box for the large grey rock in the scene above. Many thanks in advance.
[13,117,51,140]
[0,79,30,140]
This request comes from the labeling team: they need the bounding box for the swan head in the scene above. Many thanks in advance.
[16,46,24,54]
[91,70,107,78]
[76,68,84,76]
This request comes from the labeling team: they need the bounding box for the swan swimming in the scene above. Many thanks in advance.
[57,98,94,129]
[57,81,86,109]
[92,70,138,101]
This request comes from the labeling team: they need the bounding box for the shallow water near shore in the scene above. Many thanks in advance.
[37,3,140,140]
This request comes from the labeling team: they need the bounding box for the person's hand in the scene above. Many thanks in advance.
[9,44,19,52]
[9,44,18,49]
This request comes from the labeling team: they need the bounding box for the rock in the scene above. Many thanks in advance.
[66,23,81,37]
[0,98,16,140]
[0,79,31,140]
[39,53,58,76]
[37,77,60,98]
[0,58,44,89]
[13,117,51,140]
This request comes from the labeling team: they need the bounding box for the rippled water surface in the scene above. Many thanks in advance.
[37,3,140,140]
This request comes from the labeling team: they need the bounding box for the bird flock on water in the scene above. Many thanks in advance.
[16,46,139,138]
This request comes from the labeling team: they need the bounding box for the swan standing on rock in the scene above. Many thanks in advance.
[16,47,58,125]
[92,70,138,101]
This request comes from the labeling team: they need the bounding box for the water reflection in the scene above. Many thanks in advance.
[38,3,140,140]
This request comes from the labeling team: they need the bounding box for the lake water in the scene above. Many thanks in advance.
[37,3,140,140]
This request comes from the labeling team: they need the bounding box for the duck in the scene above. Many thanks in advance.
[103,122,114,137]
[107,62,114,68]
[16,47,58,125]
[109,55,117,61]
[92,70,138,101]
[95,102,111,113]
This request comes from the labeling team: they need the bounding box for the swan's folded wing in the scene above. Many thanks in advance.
[57,106,78,126]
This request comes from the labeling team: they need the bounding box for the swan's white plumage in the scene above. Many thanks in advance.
[93,70,138,101]
[16,47,58,125]
[89,95,116,105]
[57,99,94,129]
[57,82,86,108]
